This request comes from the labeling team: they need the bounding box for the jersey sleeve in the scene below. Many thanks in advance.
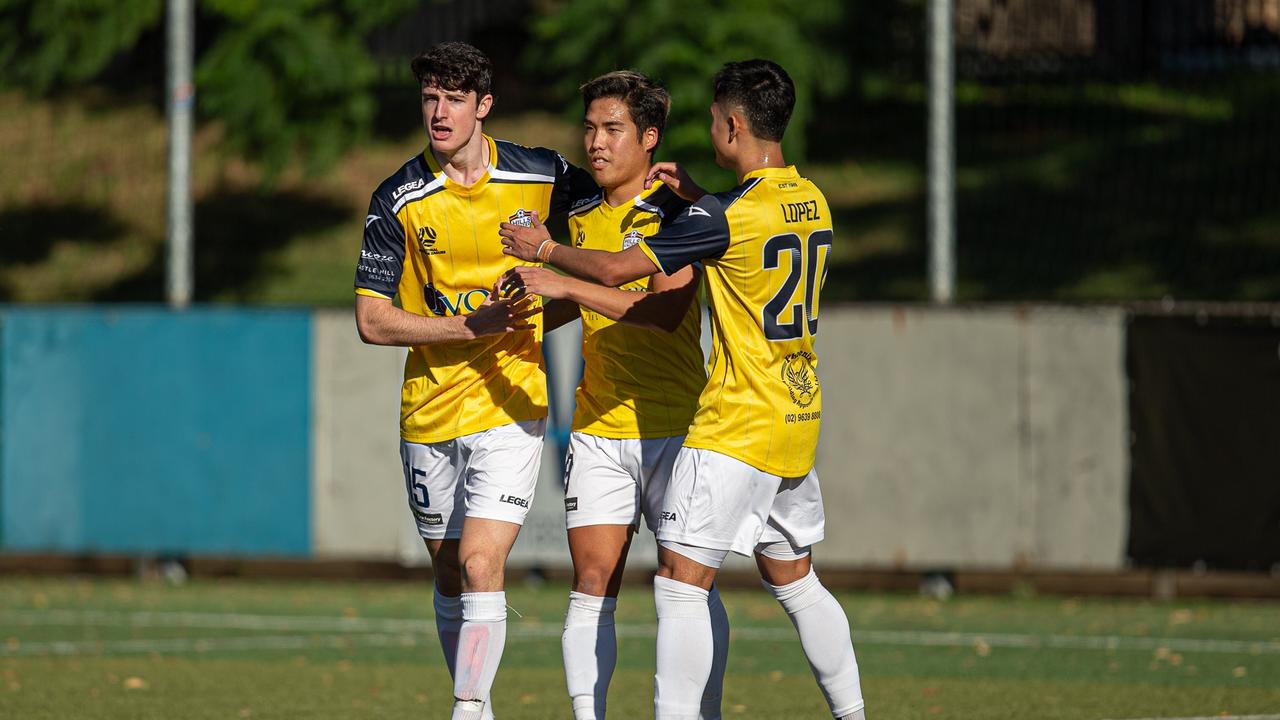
[354,192,405,299]
[549,152,600,216]
[637,193,730,275]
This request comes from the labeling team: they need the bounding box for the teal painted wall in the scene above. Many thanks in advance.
[0,307,311,556]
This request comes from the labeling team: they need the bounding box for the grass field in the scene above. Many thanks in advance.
[1,576,1277,719]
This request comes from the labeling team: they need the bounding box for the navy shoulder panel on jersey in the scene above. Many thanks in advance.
[374,152,446,215]
[634,184,690,220]
[491,139,598,215]
[356,154,434,297]
[642,193,731,275]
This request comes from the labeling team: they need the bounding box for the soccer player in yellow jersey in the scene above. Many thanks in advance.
[500,71,728,720]
[353,42,596,720]
[500,60,866,720]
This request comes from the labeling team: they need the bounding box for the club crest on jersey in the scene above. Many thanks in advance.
[621,229,644,250]
[508,209,535,228]
[417,225,445,255]
[782,351,818,408]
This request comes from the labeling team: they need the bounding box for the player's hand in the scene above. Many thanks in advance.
[645,162,706,201]
[499,210,552,262]
[503,266,572,301]
[463,278,541,337]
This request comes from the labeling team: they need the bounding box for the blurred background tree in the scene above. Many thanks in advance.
[527,0,849,186]
[0,0,418,183]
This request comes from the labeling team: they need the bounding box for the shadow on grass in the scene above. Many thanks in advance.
[0,204,130,301]
[96,189,351,302]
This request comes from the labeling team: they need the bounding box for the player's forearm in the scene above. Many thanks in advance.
[563,278,689,333]
[546,243,656,288]
[356,298,477,346]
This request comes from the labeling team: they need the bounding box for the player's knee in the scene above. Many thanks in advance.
[571,565,616,597]
[459,551,502,589]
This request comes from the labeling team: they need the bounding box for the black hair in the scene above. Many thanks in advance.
[580,70,671,151]
[712,59,795,142]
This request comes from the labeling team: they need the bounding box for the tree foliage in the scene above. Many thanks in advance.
[529,0,848,184]
[0,0,416,183]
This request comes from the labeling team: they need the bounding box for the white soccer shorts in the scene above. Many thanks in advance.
[399,418,546,541]
[655,446,825,558]
[562,432,684,532]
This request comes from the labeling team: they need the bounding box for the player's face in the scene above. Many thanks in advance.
[421,83,491,155]
[709,101,733,169]
[583,97,656,192]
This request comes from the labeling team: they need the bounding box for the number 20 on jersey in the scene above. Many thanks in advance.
[762,229,832,341]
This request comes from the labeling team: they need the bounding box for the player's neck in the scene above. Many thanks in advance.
[733,141,786,183]
[432,128,490,186]
[603,174,645,207]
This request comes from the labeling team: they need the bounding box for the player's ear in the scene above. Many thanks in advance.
[475,93,494,120]
[641,126,659,153]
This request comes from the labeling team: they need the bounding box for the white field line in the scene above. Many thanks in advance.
[2,609,1278,658]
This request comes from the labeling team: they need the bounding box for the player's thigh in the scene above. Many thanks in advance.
[400,439,467,541]
[636,434,685,533]
[462,418,545,526]
[657,447,779,552]
[563,432,643,529]
[567,523,634,597]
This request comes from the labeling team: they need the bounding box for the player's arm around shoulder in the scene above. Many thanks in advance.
[498,211,659,288]
[503,263,699,333]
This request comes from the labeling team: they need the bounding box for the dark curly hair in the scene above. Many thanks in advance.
[579,70,671,151]
[411,42,493,98]
[713,59,795,142]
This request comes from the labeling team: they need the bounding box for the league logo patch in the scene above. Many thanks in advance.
[417,225,445,255]
[782,351,818,408]
[508,209,535,228]
[622,229,644,250]
[564,497,578,511]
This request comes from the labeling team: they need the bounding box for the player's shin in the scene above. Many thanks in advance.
[700,584,729,720]
[451,591,508,720]
[562,591,618,719]
[653,575,714,720]
[764,569,865,719]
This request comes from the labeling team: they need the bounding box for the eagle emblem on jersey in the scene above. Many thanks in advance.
[622,229,644,249]
[508,209,535,228]
[782,351,818,408]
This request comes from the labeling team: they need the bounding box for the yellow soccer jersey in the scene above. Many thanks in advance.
[568,182,704,439]
[638,166,831,477]
[355,134,597,443]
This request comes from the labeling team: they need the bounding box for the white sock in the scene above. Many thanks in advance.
[701,584,729,720]
[765,569,865,719]
[562,591,617,720]
[435,589,495,720]
[451,591,507,720]
[653,575,713,720]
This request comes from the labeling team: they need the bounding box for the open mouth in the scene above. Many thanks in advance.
[430,126,452,142]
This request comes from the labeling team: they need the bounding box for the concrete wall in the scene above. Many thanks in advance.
[814,306,1127,570]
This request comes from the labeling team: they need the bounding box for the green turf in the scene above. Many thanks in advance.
[1,577,1277,718]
